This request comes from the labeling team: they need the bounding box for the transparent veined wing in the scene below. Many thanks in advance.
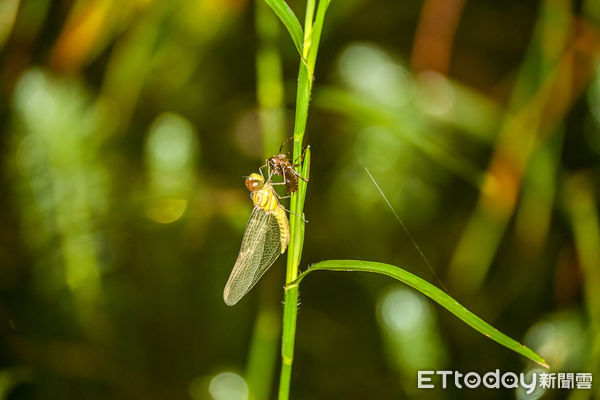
[223,207,284,306]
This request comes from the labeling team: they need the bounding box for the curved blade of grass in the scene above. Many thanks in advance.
[288,259,549,368]
[263,0,303,56]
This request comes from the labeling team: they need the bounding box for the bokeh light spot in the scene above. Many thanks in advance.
[416,71,455,117]
[147,113,197,171]
[338,43,414,108]
[145,198,188,224]
[208,372,248,400]
[378,286,431,335]
[14,69,57,134]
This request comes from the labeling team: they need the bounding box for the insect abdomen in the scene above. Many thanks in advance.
[284,170,298,194]
[273,207,289,253]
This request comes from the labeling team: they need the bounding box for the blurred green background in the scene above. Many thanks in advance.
[1,0,600,399]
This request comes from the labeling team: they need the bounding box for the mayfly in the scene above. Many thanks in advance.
[268,146,309,194]
[223,172,290,306]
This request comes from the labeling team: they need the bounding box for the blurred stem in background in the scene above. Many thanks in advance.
[10,70,111,334]
[245,1,286,399]
[256,0,286,157]
[484,127,566,319]
[0,0,20,50]
[447,0,600,295]
[100,3,163,133]
[411,0,465,74]
[245,305,279,400]
[563,174,600,400]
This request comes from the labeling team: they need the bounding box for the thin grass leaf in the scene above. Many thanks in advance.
[297,146,310,215]
[288,146,310,276]
[289,259,549,368]
[263,0,303,56]
[297,146,310,256]
[306,0,331,70]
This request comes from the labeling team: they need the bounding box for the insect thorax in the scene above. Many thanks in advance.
[252,188,278,212]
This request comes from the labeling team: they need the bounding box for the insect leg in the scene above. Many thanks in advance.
[293,145,309,164]
[291,145,310,181]
[280,206,308,223]
[258,163,268,178]
[278,136,294,154]
[289,168,309,182]
[262,162,279,183]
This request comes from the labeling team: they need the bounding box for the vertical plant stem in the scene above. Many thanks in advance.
[278,1,330,399]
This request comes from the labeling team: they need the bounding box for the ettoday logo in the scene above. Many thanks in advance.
[417,370,592,394]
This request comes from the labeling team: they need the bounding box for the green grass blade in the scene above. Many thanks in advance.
[297,146,310,216]
[305,0,331,70]
[289,259,549,368]
[263,0,303,56]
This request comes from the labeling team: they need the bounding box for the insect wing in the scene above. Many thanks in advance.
[223,207,284,306]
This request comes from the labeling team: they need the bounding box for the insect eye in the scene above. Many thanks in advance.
[245,177,263,191]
